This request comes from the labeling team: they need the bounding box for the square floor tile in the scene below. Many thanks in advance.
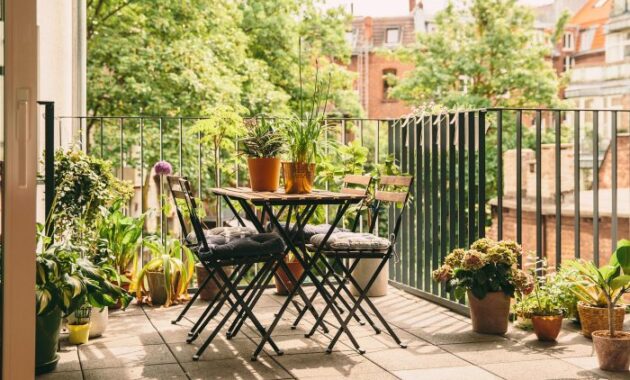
[441,340,552,365]
[482,358,603,380]
[182,356,291,380]
[79,343,177,370]
[395,365,501,380]
[83,363,186,380]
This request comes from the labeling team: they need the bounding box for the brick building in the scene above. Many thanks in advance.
[346,1,431,118]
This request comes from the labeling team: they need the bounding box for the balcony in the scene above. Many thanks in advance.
[40,286,629,380]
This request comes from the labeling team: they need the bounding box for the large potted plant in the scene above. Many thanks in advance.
[241,118,284,192]
[566,258,626,338]
[569,240,630,372]
[135,236,195,307]
[433,238,532,334]
[274,253,304,295]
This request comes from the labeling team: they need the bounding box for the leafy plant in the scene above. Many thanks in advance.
[514,266,566,318]
[241,118,284,158]
[134,236,195,307]
[94,201,145,281]
[567,240,630,337]
[433,238,533,300]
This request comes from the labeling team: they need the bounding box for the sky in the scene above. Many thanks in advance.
[322,0,555,17]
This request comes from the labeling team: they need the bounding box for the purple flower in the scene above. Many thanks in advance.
[154,160,172,176]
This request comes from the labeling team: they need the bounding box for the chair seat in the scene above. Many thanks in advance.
[310,232,390,252]
[199,233,286,261]
[186,226,257,245]
[268,223,348,243]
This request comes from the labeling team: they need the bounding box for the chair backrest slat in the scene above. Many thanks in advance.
[167,175,209,252]
[374,190,408,203]
[379,175,413,187]
[340,187,367,196]
[343,174,372,186]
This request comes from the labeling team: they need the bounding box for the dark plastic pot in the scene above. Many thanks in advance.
[35,308,62,375]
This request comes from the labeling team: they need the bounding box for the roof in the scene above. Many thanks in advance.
[571,0,611,52]
[351,16,416,50]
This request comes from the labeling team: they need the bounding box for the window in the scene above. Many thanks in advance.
[580,28,596,52]
[613,0,629,15]
[563,32,574,51]
[385,28,401,45]
[594,0,608,8]
[563,56,574,71]
[382,69,397,100]
[345,29,357,48]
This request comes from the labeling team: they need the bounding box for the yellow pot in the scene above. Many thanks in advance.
[67,323,91,345]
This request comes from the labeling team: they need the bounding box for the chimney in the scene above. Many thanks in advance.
[363,17,373,46]
[409,0,417,13]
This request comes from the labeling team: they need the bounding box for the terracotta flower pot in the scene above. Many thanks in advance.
[195,263,234,301]
[274,260,304,295]
[532,314,563,342]
[282,162,315,194]
[146,271,180,306]
[467,291,511,335]
[577,302,625,338]
[592,330,630,372]
[248,157,281,192]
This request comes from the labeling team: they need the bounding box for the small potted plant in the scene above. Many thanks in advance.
[135,236,195,307]
[569,240,630,372]
[241,118,284,191]
[67,305,92,345]
[433,238,533,334]
[527,271,566,342]
[274,253,304,295]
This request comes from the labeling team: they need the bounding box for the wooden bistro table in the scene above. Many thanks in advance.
[210,187,367,360]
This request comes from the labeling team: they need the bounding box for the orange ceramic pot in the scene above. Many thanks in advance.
[282,162,315,194]
[248,157,281,192]
[274,260,304,295]
[532,314,563,342]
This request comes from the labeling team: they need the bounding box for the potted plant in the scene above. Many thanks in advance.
[135,236,195,307]
[433,238,533,334]
[566,258,626,338]
[519,270,567,341]
[241,118,284,191]
[569,240,630,372]
[67,305,92,345]
[274,253,304,295]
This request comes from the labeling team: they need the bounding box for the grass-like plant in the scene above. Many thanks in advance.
[241,118,284,158]
[134,236,195,307]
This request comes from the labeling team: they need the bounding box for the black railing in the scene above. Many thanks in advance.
[49,107,629,314]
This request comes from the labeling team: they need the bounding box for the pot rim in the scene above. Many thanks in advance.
[532,313,564,319]
[247,156,280,160]
[592,330,630,340]
[577,301,625,310]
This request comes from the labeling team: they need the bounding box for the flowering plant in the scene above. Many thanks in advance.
[433,238,533,301]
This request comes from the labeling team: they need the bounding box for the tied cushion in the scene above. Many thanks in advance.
[199,233,286,261]
[187,226,257,245]
[267,223,348,242]
[310,232,391,252]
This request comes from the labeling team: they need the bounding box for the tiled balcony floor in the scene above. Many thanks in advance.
[37,286,629,380]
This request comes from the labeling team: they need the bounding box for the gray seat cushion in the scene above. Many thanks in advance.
[310,232,390,252]
[186,226,257,245]
[267,223,348,243]
[199,233,286,261]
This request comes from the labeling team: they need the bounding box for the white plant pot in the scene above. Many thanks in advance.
[67,307,108,338]
[350,258,389,297]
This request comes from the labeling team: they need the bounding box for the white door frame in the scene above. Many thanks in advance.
[3,0,38,378]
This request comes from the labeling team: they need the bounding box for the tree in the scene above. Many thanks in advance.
[390,0,564,109]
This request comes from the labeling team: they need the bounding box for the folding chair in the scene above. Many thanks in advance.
[308,175,414,353]
[167,176,289,360]
[290,174,383,332]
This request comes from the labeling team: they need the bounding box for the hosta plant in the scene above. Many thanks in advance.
[433,238,533,300]
[135,236,195,307]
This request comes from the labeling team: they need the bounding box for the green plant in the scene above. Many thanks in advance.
[433,238,533,300]
[36,226,132,316]
[134,236,195,307]
[568,240,630,337]
[94,201,145,281]
[515,267,566,318]
[52,149,133,244]
[241,118,284,158]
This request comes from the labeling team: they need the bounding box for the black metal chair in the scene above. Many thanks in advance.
[167,175,290,361]
[307,175,414,353]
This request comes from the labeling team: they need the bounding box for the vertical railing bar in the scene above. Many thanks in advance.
[448,113,456,250]
[467,112,476,245]
[197,129,202,210]
[397,119,405,284]
[416,117,423,290]
[478,111,486,238]
[574,111,580,259]
[99,117,104,158]
[424,116,432,291]
[439,114,447,297]
[457,113,466,248]
[497,110,503,240]
[59,118,64,149]
[408,117,416,288]
[431,114,439,295]
[140,117,145,270]
[159,117,165,240]
[516,111,523,248]
[119,118,124,182]
[325,123,330,224]
[375,120,380,235]
[555,111,562,268]
[611,110,618,250]
[388,120,395,279]
[593,110,599,265]
[178,118,183,175]
[535,110,542,266]
[79,117,84,152]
